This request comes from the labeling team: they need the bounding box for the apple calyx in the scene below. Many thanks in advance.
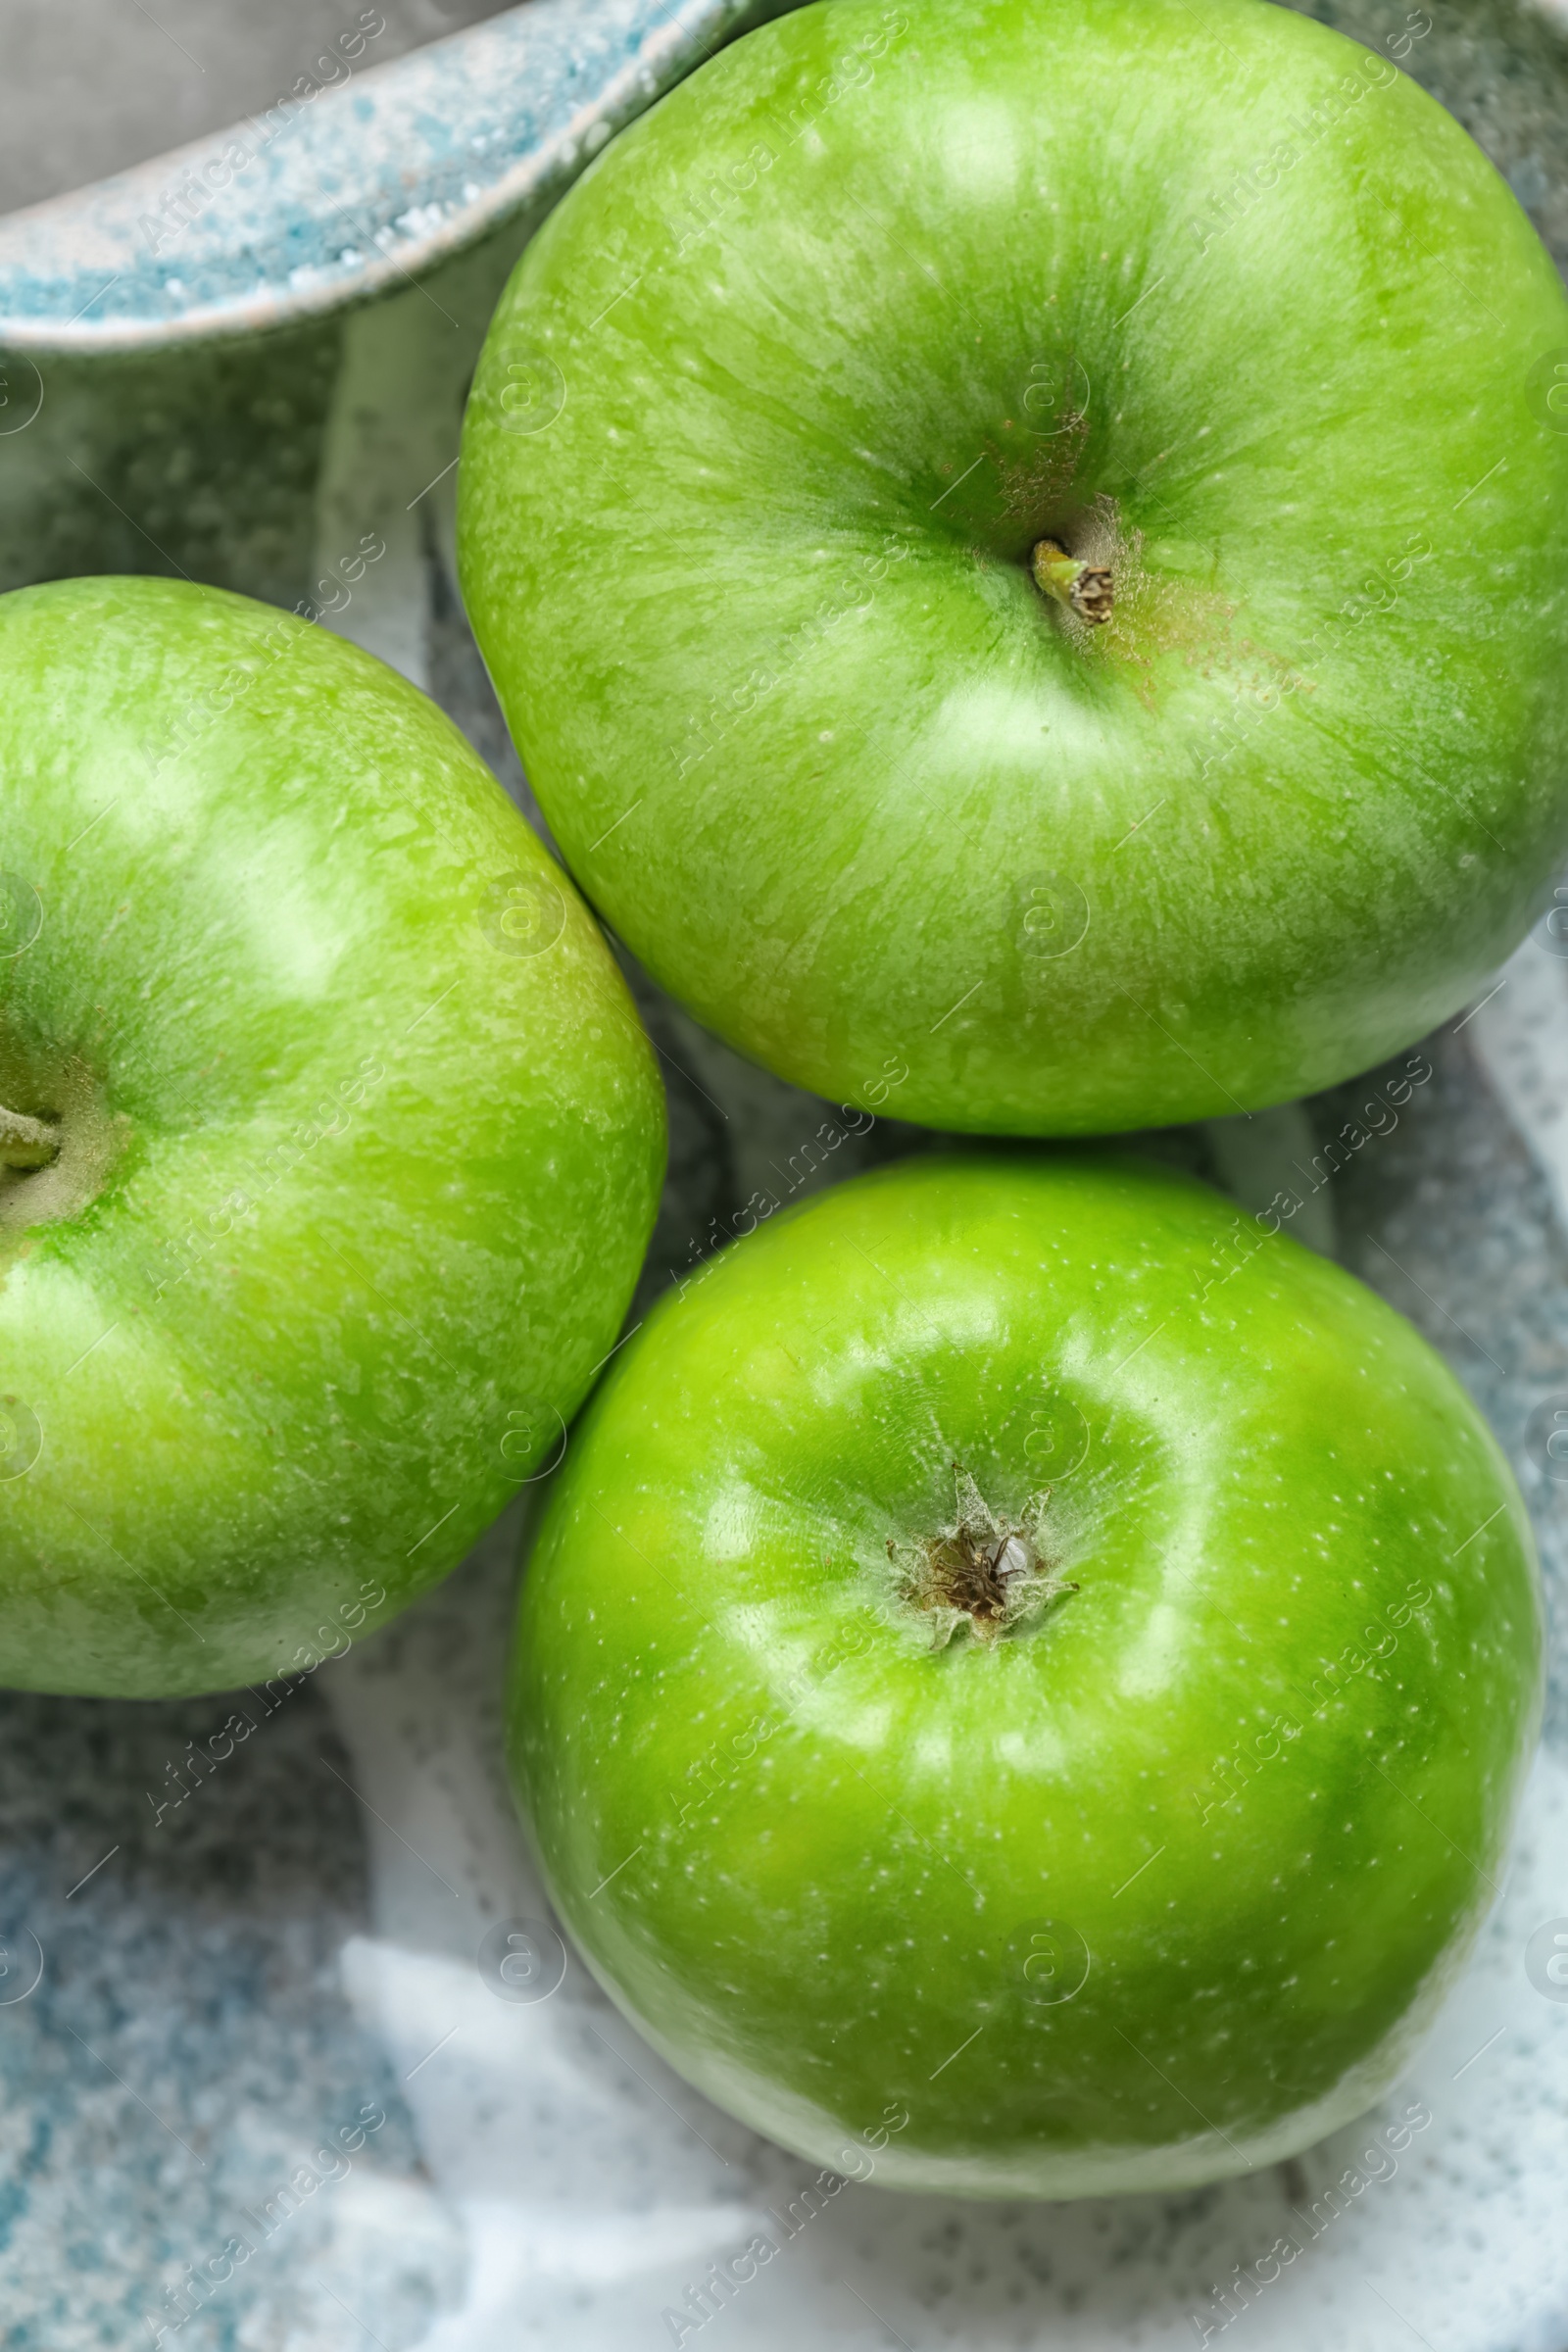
[0,1105,60,1171]
[887,1465,1077,1649]
[1031,538,1113,627]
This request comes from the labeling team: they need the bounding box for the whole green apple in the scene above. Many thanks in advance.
[0,575,663,1698]
[508,1155,1540,2195]
[460,0,1568,1134]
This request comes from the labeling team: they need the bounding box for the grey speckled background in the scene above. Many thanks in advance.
[0,1678,462,2349]
[3,1,1568,2345]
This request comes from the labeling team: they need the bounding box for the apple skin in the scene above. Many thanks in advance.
[0,575,664,1699]
[460,0,1568,1134]
[508,1154,1541,2196]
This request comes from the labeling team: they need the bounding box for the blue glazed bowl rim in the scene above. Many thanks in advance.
[0,0,777,355]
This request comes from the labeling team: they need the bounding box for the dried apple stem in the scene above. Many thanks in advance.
[0,1106,60,1169]
[1032,538,1114,626]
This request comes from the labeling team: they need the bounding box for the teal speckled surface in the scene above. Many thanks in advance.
[0,1677,461,2347]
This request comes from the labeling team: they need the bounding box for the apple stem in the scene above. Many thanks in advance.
[0,1106,60,1170]
[1031,539,1114,627]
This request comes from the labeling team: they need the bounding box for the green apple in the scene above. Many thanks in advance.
[508,1154,1540,2195]
[460,0,1568,1134]
[0,575,663,1698]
